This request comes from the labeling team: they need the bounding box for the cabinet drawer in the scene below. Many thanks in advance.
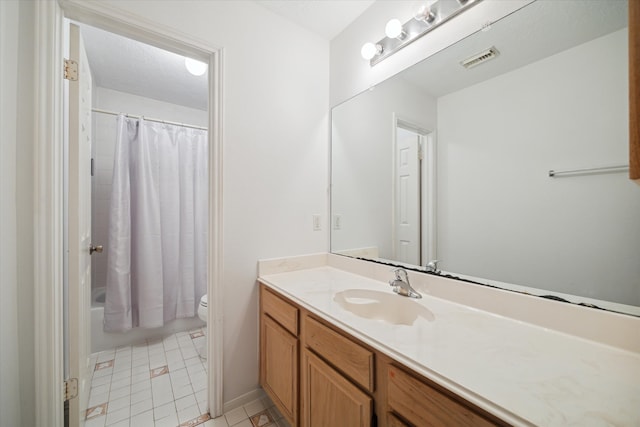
[304,316,374,392]
[387,365,496,427]
[261,284,298,336]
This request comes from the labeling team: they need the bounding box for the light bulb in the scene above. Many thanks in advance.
[361,42,381,60]
[185,58,207,76]
[385,19,404,39]
[414,4,436,23]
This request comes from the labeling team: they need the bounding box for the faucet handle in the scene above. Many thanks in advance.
[426,260,440,273]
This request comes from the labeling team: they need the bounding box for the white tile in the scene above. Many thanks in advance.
[154,401,177,420]
[107,395,130,413]
[131,388,151,405]
[181,347,199,359]
[91,375,111,388]
[131,376,151,391]
[93,367,113,379]
[152,388,174,408]
[202,416,228,427]
[109,386,131,403]
[88,391,109,407]
[149,356,167,370]
[170,372,191,388]
[112,359,131,372]
[230,419,253,427]
[174,393,197,412]
[97,351,115,363]
[130,398,153,417]
[172,383,194,400]
[84,415,106,427]
[90,383,109,397]
[243,398,266,417]
[105,419,128,427]
[130,409,154,425]
[131,365,150,378]
[191,376,207,393]
[169,367,189,381]
[105,406,129,426]
[155,413,179,427]
[177,403,202,423]
[224,406,248,426]
[167,358,186,372]
[165,348,182,362]
[109,377,131,393]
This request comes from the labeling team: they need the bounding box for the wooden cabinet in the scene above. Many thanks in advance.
[301,349,372,427]
[260,287,299,426]
[259,282,508,427]
[304,316,374,392]
[387,364,498,427]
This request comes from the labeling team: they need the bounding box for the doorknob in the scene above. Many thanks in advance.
[89,244,103,255]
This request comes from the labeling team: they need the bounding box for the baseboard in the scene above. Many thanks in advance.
[223,388,266,413]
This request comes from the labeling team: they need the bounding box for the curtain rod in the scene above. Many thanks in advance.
[548,164,629,177]
[91,108,208,131]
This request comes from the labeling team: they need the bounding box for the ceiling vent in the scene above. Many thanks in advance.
[461,47,499,69]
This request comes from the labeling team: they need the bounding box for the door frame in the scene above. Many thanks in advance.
[33,1,225,425]
[391,114,437,267]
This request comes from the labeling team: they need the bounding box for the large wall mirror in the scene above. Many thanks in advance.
[331,0,640,316]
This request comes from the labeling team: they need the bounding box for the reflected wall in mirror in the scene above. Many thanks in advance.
[331,0,640,315]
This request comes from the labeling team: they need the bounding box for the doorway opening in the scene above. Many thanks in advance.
[392,118,437,267]
[61,13,222,427]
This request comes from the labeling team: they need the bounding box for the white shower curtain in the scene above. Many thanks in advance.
[104,115,208,332]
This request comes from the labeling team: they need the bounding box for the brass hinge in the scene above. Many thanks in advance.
[64,58,78,81]
[63,378,78,401]
[418,141,424,160]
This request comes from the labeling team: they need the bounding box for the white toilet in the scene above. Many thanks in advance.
[198,294,208,322]
[197,294,208,359]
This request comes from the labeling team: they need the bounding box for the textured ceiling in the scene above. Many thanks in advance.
[80,1,375,111]
[80,23,208,111]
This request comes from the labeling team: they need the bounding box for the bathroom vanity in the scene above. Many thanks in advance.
[258,254,640,427]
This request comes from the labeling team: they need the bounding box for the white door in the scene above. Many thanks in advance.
[67,22,93,427]
[394,127,421,265]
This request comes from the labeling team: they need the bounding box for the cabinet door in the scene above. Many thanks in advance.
[302,349,372,427]
[261,314,298,425]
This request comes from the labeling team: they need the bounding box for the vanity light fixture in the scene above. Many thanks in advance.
[414,4,436,24]
[185,57,207,76]
[385,19,406,40]
[361,0,482,66]
[361,42,383,60]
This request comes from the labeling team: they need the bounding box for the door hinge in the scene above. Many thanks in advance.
[418,141,424,160]
[64,58,78,81]
[64,378,78,401]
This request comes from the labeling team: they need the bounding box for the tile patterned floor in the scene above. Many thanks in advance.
[85,327,291,427]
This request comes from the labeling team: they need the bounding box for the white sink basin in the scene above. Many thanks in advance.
[333,289,434,325]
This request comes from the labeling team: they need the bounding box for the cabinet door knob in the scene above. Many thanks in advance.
[89,244,103,255]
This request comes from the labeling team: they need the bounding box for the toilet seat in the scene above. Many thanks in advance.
[198,294,208,322]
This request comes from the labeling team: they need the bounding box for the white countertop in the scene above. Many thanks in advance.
[259,265,640,427]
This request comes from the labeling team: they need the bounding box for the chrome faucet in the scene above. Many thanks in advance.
[389,268,422,299]
[426,259,440,274]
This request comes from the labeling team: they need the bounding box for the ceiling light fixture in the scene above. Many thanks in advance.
[363,0,483,66]
[185,58,207,76]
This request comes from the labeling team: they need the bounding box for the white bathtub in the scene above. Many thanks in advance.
[90,286,205,353]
